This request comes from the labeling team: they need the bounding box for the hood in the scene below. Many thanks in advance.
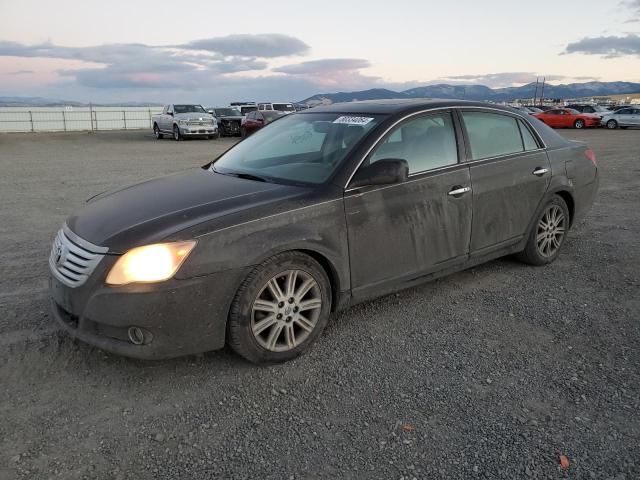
[67,169,306,252]
[218,115,244,121]
[174,112,214,121]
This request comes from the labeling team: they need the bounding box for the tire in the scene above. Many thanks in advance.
[240,127,247,138]
[606,119,618,129]
[153,123,163,139]
[173,124,181,141]
[227,252,332,365]
[574,119,585,129]
[210,132,220,140]
[516,195,570,266]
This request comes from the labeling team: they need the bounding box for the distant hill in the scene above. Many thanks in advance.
[303,81,640,104]
[0,96,163,107]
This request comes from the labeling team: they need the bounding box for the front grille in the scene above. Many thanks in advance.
[188,121,212,126]
[49,225,108,288]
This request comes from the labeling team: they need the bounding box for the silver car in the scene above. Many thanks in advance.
[601,107,640,129]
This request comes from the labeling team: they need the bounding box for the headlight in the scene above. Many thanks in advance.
[177,119,188,125]
[106,241,197,285]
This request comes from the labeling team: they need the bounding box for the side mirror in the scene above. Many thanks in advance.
[167,112,173,116]
[349,159,409,189]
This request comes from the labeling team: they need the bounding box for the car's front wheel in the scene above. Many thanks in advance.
[227,252,332,364]
[606,119,618,129]
[574,119,585,129]
[516,195,570,266]
[153,123,163,139]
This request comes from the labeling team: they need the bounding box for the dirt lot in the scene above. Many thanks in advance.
[0,129,639,479]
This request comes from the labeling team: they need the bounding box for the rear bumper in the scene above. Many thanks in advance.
[49,266,250,359]
[572,175,599,226]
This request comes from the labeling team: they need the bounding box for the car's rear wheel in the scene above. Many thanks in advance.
[516,195,570,266]
[606,119,618,129]
[173,125,181,141]
[153,124,163,139]
[574,119,585,129]
[227,252,332,364]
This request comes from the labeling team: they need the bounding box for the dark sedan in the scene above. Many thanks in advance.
[49,99,599,364]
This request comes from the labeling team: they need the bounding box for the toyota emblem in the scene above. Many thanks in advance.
[55,245,66,266]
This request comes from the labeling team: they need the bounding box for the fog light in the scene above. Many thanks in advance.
[128,326,146,345]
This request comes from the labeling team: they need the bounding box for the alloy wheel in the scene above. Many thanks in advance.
[575,120,584,129]
[607,120,617,129]
[536,205,566,258]
[251,269,322,352]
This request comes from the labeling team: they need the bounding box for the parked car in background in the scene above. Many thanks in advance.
[231,102,258,115]
[258,102,296,113]
[241,110,286,136]
[209,107,244,137]
[511,106,537,115]
[600,107,640,129]
[525,105,553,111]
[152,104,218,141]
[533,108,600,129]
[565,104,611,118]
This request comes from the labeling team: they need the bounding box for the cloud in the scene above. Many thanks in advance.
[564,34,640,57]
[621,0,640,22]
[8,69,34,75]
[181,34,309,58]
[274,58,370,75]
[0,36,309,90]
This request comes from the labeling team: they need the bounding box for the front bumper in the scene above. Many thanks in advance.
[179,125,217,136]
[219,120,241,136]
[49,264,250,359]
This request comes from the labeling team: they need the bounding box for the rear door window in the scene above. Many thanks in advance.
[461,111,524,160]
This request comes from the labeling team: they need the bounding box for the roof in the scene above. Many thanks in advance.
[305,98,514,115]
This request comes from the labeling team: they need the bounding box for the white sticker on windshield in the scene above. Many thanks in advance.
[333,116,374,125]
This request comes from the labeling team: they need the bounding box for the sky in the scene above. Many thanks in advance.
[0,0,639,104]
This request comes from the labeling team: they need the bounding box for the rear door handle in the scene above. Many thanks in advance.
[533,167,549,176]
[448,186,471,197]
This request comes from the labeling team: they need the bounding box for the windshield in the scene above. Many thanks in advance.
[593,105,609,112]
[566,109,581,115]
[174,104,206,114]
[240,106,258,114]
[213,112,385,185]
[273,103,295,112]
[214,108,240,116]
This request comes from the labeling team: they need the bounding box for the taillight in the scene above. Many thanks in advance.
[585,148,597,166]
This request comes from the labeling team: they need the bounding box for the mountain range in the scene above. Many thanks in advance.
[302,81,640,104]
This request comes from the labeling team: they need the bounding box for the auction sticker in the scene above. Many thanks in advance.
[333,116,374,125]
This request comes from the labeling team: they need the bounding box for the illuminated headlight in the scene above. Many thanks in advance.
[106,241,197,285]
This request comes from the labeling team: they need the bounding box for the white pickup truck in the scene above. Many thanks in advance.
[152,104,218,141]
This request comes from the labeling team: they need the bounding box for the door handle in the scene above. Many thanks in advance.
[533,167,549,176]
[448,186,471,197]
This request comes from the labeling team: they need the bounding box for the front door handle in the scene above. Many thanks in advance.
[533,167,549,176]
[448,186,471,197]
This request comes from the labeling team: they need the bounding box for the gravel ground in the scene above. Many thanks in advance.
[0,129,639,480]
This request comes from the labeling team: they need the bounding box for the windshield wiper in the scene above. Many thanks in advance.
[211,166,268,182]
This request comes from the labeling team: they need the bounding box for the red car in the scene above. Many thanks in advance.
[241,110,286,136]
[533,108,600,129]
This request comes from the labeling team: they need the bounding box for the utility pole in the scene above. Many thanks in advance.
[539,77,546,106]
[533,77,539,105]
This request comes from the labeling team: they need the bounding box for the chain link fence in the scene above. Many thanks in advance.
[0,106,164,133]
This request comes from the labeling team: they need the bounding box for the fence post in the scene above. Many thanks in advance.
[148,108,152,128]
[29,111,34,132]
[62,110,67,131]
[89,103,94,132]
[123,110,127,129]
